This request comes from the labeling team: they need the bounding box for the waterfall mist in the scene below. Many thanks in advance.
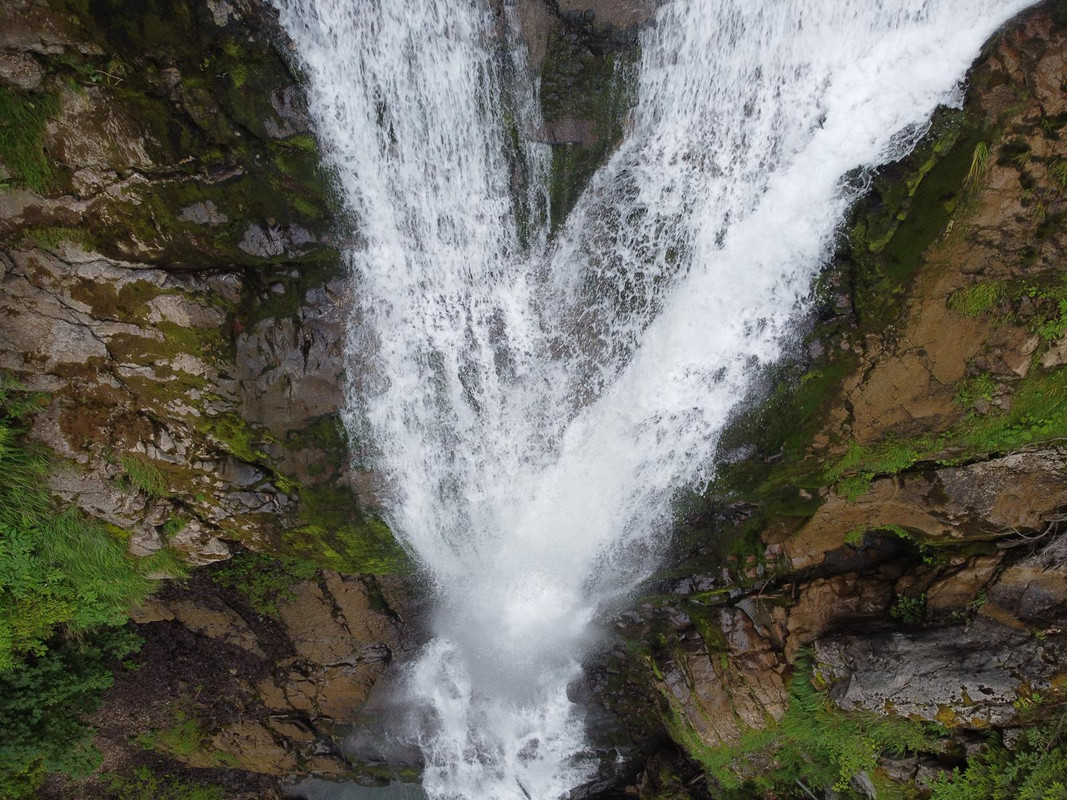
[271,1,1035,797]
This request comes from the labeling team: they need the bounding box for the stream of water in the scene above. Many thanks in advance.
[272,1,1034,797]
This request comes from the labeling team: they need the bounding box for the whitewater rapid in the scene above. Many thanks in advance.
[271,1,1036,797]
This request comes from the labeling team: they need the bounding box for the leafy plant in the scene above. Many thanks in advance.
[0,627,141,799]
[929,721,1067,800]
[890,593,927,625]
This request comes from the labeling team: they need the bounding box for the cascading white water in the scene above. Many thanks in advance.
[272,1,1035,797]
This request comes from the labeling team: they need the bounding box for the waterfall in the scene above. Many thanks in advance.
[271,1,1035,798]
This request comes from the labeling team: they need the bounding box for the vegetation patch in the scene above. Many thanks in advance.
[211,550,318,616]
[285,484,409,574]
[120,453,170,498]
[670,659,943,798]
[540,22,638,229]
[929,721,1067,800]
[102,766,225,800]
[0,627,142,799]
[0,88,59,194]
[0,376,154,671]
[947,280,1007,317]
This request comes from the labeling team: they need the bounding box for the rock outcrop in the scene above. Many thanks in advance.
[0,0,398,570]
[71,561,413,798]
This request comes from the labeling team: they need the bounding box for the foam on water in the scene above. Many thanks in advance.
[271,1,1035,797]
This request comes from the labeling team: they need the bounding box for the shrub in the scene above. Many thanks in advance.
[0,627,142,799]
[929,722,1067,800]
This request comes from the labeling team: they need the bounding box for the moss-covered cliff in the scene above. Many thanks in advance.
[0,1,409,797]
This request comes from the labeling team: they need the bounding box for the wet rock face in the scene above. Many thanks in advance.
[99,566,411,785]
[0,0,392,567]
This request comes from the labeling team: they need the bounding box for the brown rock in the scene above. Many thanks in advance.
[986,533,1067,623]
[926,556,1001,614]
[785,573,892,660]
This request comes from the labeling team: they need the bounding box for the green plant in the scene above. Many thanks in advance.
[827,439,926,500]
[155,713,206,757]
[671,658,943,796]
[211,550,318,616]
[0,375,154,670]
[947,281,1006,317]
[966,142,990,190]
[0,627,141,799]
[890,593,927,625]
[103,766,225,800]
[929,721,1067,800]
[22,226,95,251]
[1050,160,1067,190]
[0,88,59,194]
[119,454,169,498]
[955,373,998,409]
[1036,298,1067,343]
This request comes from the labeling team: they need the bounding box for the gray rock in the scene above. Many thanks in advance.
[178,200,229,226]
[813,618,1067,727]
[238,223,315,258]
[0,51,43,90]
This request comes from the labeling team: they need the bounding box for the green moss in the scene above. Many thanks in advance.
[826,438,928,498]
[540,24,637,230]
[285,484,408,574]
[195,412,269,464]
[238,256,344,325]
[286,414,348,471]
[0,89,59,194]
[68,279,164,323]
[849,111,982,331]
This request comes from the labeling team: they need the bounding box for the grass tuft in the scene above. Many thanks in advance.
[119,454,169,498]
[0,89,59,194]
[947,281,1007,317]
